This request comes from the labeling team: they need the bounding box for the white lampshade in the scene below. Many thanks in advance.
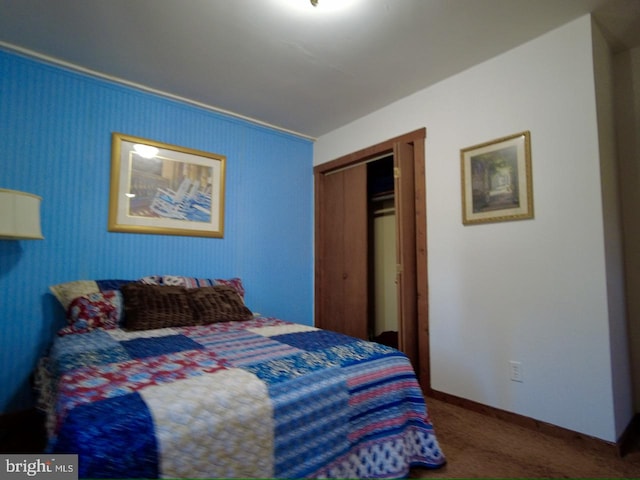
[0,188,44,239]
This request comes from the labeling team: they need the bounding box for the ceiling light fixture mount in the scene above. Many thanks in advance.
[280,0,361,14]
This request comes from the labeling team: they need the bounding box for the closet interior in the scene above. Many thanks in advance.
[368,155,399,349]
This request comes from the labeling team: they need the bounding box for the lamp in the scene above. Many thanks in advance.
[0,188,44,239]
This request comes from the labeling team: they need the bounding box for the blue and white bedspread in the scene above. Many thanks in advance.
[40,317,445,478]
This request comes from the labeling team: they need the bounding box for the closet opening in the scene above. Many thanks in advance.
[367,155,398,349]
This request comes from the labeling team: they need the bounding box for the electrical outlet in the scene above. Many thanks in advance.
[509,361,523,382]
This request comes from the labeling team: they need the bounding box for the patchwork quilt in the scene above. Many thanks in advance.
[39,317,445,478]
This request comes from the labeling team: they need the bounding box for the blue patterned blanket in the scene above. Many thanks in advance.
[40,317,445,478]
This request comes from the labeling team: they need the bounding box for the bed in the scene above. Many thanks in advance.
[37,275,445,478]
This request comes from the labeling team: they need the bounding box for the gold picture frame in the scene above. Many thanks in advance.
[461,131,533,225]
[108,133,226,237]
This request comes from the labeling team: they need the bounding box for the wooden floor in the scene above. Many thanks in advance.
[413,397,640,478]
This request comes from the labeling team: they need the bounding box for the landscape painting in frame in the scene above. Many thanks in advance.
[108,133,226,237]
[461,131,533,225]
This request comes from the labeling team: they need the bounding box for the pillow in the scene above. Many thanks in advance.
[213,278,245,299]
[96,279,132,291]
[187,285,253,324]
[50,277,248,332]
[58,291,122,336]
[138,275,213,288]
[50,280,100,311]
[139,275,246,299]
[121,283,196,331]
[50,279,131,310]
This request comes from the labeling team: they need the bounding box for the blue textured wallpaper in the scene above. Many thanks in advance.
[0,50,314,413]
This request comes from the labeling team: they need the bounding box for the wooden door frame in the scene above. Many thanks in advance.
[314,128,432,391]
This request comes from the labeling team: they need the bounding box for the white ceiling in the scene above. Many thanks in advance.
[1,0,639,139]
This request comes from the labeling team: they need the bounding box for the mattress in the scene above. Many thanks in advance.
[38,316,445,478]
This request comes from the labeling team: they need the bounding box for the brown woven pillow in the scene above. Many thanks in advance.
[187,285,253,324]
[121,283,195,331]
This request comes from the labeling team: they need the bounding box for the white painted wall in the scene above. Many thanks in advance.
[314,15,632,442]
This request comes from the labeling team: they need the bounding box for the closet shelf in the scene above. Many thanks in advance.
[371,191,395,202]
[373,207,395,215]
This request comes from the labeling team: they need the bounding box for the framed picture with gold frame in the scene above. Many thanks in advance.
[108,133,226,237]
[461,131,533,225]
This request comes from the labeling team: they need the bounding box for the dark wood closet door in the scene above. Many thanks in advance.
[394,141,419,369]
[314,128,429,389]
[315,163,369,339]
